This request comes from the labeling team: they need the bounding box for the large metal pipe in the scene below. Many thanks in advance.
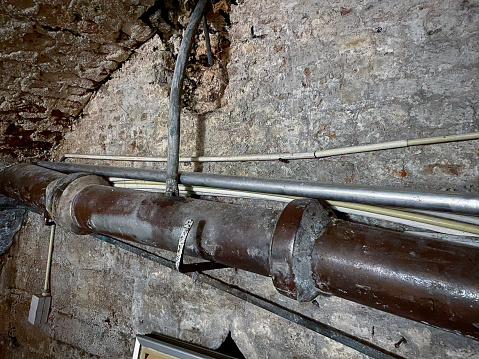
[0,163,64,213]
[1,163,479,339]
[68,184,281,276]
[0,163,282,276]
[312,221,479,340]
[37,161,479,214]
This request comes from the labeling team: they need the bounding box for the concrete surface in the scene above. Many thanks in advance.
[1,0,478,358]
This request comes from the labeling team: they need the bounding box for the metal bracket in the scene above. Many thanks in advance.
[44,213,55,226]
[165,178,179,197]
[175,219,228,273]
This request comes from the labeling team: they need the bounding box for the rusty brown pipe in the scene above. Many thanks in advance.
[67,183,281,276]
[0,163,284,276]
[0,163,478,339]
[311,221,479,339]
[0,163,64,213]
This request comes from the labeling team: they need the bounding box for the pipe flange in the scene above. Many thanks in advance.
[270,198,335,302]
[46,174,109,234]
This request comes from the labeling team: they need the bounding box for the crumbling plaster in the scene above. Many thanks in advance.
[1,0,478,358]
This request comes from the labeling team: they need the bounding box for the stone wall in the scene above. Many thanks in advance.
[0,0,157,160]
[1,0,479,358]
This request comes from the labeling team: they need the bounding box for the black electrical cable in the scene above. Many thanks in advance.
[166,0,209,196]
[203,15,214,66]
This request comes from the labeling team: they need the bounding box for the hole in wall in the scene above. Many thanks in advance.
[183,0,234,113]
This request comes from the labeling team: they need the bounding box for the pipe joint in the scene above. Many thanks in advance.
[47,174,109,234]
[270,199,335,302]
[46,172,92,219]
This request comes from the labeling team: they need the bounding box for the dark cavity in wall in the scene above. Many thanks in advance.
[147,0,234,114]
[184,0,233,113]
[145,0,234,175]
[216,332,245,358]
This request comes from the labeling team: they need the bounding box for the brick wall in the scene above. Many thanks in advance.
[0,0,157,160]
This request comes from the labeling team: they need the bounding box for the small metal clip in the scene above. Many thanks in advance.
[175,219,194,271]
[174,219,228,273]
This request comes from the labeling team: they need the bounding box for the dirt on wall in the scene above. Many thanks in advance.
[0,0,236,161]
[0,0,156,160]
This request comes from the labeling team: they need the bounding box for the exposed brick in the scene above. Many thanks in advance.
[16,102,47,113]
[51,109,70,119]
[21,31,55,50]
[0,0,156,160]
[4,123,34,137]
[35,130,63,142]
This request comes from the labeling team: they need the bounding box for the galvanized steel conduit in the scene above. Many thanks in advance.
[38,161,479,214]
[1,163,478,339]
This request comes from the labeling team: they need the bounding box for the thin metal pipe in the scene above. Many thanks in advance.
[37,162,479,214]
[166,0,208,196]
[61,131,479,163]
[43,224,56,294]
[202,15,213,66]
[0,204,38,213]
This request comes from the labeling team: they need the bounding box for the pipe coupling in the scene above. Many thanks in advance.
[270,199,335,302]
[46,173,109,234]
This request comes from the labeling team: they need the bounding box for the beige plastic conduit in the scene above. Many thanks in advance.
[63,131,479,163]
